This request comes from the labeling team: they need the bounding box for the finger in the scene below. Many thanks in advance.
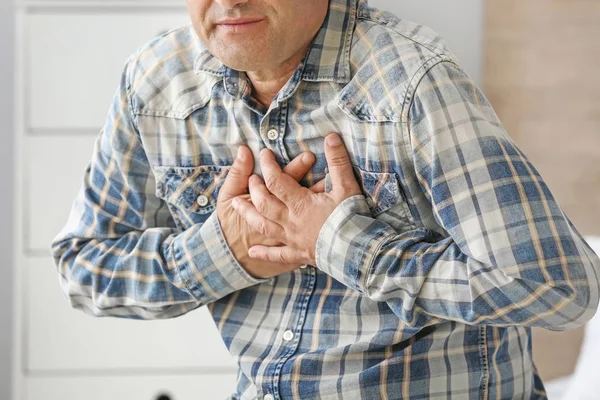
[248,245,309,265]
[260,149,305,205]
[248,174,288,223]
[218,146,255,203]
[231,196,286,239]
[309,179,325,193]
[324,133,362,196]
[262,237,286,246]
[282,152,316,182]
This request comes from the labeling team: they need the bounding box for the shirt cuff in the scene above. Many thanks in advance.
[315,194,397,295]
[170,212,270,303]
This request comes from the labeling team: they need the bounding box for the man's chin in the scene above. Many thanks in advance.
[217,54,269,73]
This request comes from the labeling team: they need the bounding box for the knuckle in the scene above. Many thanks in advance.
[328,155,349,167]
[231,199,244,214]
[275,209,287,223]
[228,166,243,179]
[255,196,268,214]
[264,174,279,191]
[256,220,268,236]
[348,183,360,194]
[276,251,287,264]
[289,199,307,216]
[287,223,298,236]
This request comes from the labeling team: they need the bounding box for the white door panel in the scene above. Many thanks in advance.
[27,12,191,130]
[26,256,236,371]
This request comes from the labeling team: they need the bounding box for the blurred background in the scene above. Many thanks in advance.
[0,0,598,399]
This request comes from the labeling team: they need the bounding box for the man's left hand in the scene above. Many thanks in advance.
[231,132,362,266]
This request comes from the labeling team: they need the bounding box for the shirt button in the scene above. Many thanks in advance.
[267,128,280,141]
[283,330,294,342]
[197,195,209,207]
[264,394,275,400]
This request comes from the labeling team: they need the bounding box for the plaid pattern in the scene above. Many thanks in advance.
[51,0,600,398]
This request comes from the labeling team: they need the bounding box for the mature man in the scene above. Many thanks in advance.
[52,0,600,398]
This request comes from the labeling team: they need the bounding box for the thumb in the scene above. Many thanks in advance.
[324,133,361,198]
[218,146,255,203]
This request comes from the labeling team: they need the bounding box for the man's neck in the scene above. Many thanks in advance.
[246,43,311,109]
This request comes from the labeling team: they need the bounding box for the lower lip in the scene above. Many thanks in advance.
[217,20,265,33]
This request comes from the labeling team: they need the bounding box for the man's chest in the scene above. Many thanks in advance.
[134,87,417,233]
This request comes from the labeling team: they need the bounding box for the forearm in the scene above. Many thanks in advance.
[316,195,600,330]
[52,210,266,320]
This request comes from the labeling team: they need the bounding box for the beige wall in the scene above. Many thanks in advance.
[484,0,600,381]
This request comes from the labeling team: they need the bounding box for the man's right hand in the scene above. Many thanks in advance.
[217,146,323,279]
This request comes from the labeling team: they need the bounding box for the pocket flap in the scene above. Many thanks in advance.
[357,169,404,216]
[154,165,230,214]
[324,167,405,216]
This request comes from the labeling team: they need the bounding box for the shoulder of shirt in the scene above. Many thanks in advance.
[123,25,220,119]
[338,3,465,123]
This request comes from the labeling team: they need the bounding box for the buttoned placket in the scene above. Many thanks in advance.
[230,67,317,399]
[262,266,317,400]
[258,100,291,168]
[254,93,315,399]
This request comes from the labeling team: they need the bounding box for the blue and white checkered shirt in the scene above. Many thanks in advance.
[52,0,600,398]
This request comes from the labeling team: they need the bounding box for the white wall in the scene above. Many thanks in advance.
[0,0,14,398]
[369,0,484,83]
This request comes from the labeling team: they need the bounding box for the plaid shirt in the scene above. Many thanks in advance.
[52,0,600,398]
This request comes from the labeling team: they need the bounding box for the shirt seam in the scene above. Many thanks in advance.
[167,234,205,302]
[401,57,459,122]
[360,230,397,296]
[356,14,447,59]
[124,54,144,142]
[399,58,463,178]
[479,326,490,400]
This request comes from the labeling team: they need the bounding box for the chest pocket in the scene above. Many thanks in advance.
[154,165,230,230]
[324,166,415,231]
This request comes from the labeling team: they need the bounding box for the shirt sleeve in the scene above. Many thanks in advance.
[315,60,600,331]
[50,56,268,320]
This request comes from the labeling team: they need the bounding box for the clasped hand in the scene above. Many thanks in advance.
[231,132,362,267]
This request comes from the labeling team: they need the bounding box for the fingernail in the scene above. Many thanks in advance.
[302,152,314,164]
[237,147,244,161]
[326,134,342,147]
[231,198,238,208]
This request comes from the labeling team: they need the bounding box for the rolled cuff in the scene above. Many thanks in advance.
[315,194,396,294]
[171,212,270,304]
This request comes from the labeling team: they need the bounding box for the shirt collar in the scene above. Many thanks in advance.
[193,0,358,84]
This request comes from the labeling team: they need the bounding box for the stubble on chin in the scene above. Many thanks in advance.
[208,34,274,72]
